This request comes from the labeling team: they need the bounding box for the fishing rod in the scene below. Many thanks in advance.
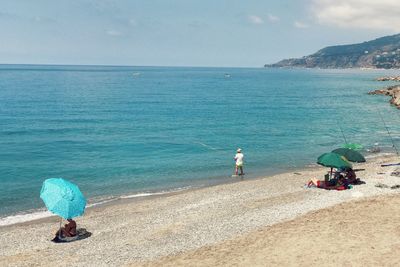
[376,108,399,155]
[337,119,348,144]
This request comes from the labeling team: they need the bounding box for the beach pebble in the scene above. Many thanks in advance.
[1,154,400,266]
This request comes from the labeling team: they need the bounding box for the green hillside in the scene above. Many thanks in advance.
[266,34,400,69]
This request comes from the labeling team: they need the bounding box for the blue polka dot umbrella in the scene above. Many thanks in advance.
[40,178,86,219]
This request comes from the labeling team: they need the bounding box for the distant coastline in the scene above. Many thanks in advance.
[265,33,400,69]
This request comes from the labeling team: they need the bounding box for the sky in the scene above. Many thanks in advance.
[0,0,399,67]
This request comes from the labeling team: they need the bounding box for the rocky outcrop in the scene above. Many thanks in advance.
[368,85,400,108]
[375,76,400,81]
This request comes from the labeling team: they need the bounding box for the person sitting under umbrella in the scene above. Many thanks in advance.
[306,175,348,190]
[307,178,334,189]
[343,167,363,185]
[56,219,77,238]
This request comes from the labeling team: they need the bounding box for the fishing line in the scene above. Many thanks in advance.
[336,119,348,144]
[376,107,399,155]
[194,141,219,151]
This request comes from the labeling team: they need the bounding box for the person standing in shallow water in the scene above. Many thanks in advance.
[234,148,244,176]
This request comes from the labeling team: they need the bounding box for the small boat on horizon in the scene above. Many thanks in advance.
[224,73,231,78]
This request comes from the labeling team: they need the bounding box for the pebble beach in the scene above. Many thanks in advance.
[1,153,400,266]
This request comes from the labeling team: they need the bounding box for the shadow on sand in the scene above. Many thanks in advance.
[51,228,92,243]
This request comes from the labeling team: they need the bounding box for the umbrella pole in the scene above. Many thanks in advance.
[59,218,62,238]
[330,167,333,179]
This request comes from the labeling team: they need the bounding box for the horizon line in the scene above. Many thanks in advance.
[0,62,264,69]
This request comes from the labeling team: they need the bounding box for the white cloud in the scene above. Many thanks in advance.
[267,14,280,22]
[294,21,309,28]
[106,30,122,36]
[248,15,264,25]
[312,0,400,31]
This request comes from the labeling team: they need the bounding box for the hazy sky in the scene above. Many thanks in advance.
[0,0,399,67]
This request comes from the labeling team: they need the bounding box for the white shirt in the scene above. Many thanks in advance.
[235,153,244,165]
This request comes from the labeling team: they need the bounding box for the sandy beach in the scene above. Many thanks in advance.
[3,2,400,266]
[1,154,400,266]
[141,194,400,267]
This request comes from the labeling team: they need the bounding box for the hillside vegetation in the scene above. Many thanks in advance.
[266,34,400,69]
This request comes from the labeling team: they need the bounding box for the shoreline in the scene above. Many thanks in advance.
[0,158,312,227]
[2,67,400,229]
[0,152,394,228]
[1,153,400,266]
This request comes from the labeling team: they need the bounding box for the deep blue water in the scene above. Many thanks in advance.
[1,65,400,217]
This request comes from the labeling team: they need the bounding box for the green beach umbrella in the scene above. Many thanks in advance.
[342,143,363,150]
[332,148,366,163]
[317,152,352,169]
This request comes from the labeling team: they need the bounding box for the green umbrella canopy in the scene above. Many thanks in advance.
[342,143,363,150]
[332,148,366,163]
[317,152,352,169]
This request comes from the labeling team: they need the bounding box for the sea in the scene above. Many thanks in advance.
[1,65,400,225]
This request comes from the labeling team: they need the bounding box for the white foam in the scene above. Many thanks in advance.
[86,198,116,208]
[365,152,394,159]
[0,200,120,227]
[120,192,165,199]
[0,188,191,227]
[0,210,53,227]
[119,187,189,199]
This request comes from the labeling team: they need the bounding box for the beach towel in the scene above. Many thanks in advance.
[52,228,91,243]
[335,185,346,191]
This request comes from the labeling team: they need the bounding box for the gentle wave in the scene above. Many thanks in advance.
[2,66,399,219]
[364,152,395,159]
[119,187,190,199]
[0,188,190,227]
[0,210,52,227]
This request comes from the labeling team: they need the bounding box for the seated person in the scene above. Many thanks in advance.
[307,177,338,189]
[336,175,349,190]
[307,178,323,188]
[334,169,343,178]
[344,168,358,184]
[56,219,77,238]
[334,168,348,180]
[307,175,348,190]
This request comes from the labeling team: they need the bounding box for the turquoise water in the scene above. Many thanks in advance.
[1,65,400,219]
